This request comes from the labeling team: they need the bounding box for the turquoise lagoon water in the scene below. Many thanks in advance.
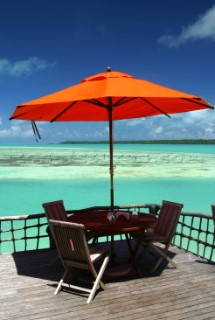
[0,143,215,215]
[0,176,215,215]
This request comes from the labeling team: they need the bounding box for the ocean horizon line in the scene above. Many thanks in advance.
[59,139,215,145]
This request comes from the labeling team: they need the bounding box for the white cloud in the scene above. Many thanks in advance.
[0,57,56,77]
[205,127,214,134]
[0,118,2,125]
[152,126,163,134]
[0,124,33,138]
[159,5,215,47]
[0,122,45,139]
[182,109,215,125]
[163,109,215,139]
[121,108,215,140]
[126,118,145,126]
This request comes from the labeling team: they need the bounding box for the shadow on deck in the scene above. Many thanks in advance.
[0,240,215,320]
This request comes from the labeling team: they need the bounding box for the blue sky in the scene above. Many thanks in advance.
[1,0,215,144]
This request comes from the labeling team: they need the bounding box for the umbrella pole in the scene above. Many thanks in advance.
[108,97,114,211]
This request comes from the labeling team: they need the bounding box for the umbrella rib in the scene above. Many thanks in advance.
[50,101,77,122]
[85,97,138,109]
[84,99,108,108]
[114,97,137,107]
[180,98,214,109]
[140,98,171,118]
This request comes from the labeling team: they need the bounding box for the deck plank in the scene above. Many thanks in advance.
[0,240,215,320]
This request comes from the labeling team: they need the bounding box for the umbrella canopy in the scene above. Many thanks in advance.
[9,68,214,209]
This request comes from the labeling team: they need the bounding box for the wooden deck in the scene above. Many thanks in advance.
[1,240,215,320]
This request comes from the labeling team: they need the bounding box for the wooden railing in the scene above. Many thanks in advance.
[173,211,215,262]
[0,213,48,253]
[0,205,214,262]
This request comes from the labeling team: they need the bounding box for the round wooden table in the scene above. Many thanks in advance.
[68,210,157,257]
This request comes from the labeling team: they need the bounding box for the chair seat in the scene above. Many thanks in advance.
[143,233,167,242]
[89,247,108,263]
[131,232,166,242]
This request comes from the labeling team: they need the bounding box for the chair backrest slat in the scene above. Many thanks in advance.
[154,200,183,239]
[49,220,92,267]
[43,200,67,221]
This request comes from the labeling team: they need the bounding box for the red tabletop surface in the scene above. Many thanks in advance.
[68,210,157,236]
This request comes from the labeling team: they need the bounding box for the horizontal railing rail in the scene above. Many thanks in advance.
[0,205,214,262]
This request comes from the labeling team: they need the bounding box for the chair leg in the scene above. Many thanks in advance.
[150,243,177,273]
[54,271,67,295]
[110,235,115,257]
[92,236,98,245]
[132,260,143,277]
[87,255,110,304]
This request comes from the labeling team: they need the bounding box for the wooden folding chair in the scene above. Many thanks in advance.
[49,219,110,304]
[133,200,183,273]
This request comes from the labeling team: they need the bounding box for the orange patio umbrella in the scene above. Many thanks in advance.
[9,67,214,209]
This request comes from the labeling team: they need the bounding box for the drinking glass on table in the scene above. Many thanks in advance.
[107,211,116,222]
[132,206,139,218]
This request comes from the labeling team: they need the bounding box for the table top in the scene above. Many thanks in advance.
[68,210,157,235]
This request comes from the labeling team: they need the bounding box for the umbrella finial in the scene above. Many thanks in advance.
[106,66,111,72]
